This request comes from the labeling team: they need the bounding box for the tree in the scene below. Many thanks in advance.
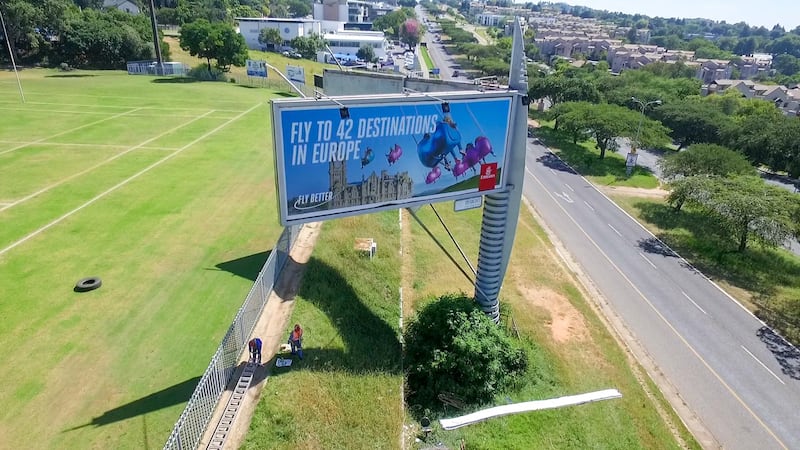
[1,0,76,62]
[258,27,283,50]
[404,294,528,410]
[289,32,324,59]
[652,100,730,149]
[286,0,310,18]
[372,8,415,39]
[356,44,376,63]
[773,54,800,76]
[180,19,248,73]
[768,34,800,58]
[672,176,800,251]
[553,102,670,158]
[527,76,601,106]
[56,9,154,69]
[399,18,422,49]
[660,143,755,180]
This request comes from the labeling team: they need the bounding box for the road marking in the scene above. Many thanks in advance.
[638,252,657,269]
[0,110,216,213]
[607,223,622,237]
[553,191,574,203]
[565,183,574,192]
[741,346,785,385]
[583,200,595,212]
[549,168,557,176]
[0,104,261,257]
[681,291,708,315]
[0,108,142,156]
[526,166,789,450]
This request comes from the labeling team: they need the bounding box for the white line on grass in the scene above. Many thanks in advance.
[0,104,260,257]
[0,100,245,113]
[0,140,180,151]
[0,107,212,118]
[0,108,142,156]
[0,110,216,213]
[18,91,253,106]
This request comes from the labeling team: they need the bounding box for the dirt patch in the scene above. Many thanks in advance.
[517,285,590,344]
[597,185,669,199]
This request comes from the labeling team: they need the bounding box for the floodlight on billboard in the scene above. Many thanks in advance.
[286,65,305,84]
[246,59,267,78]
[271,91,518,225]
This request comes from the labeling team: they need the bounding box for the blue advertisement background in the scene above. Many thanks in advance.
[277,97,512,220]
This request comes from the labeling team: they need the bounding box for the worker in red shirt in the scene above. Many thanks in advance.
[288,323,303,360]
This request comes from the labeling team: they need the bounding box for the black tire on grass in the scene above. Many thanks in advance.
[74,277,102,293]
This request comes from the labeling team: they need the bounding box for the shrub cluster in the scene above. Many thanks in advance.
[404,293,528,412]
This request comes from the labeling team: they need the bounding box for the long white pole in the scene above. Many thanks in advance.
[0,8,24,103]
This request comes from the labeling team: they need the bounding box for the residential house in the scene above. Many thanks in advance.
[103,0,139,14]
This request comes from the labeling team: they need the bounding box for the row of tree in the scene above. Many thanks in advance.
[1,1,169,69]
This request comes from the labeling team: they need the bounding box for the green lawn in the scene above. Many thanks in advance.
[420,45,435,73]
[0,69,284,449]
[244,200,697,448]
[534,121,660,189]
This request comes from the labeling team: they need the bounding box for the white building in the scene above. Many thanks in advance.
[237,18,322,51]
[314,0,396,23]
[321,31,388,62]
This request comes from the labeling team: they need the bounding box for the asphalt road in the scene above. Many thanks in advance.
[523,139,800,450]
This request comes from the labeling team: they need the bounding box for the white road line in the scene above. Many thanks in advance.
[607,223,622,237]
[0,103,260,257]
[525,166,788,449]
[741,346,785,385]
[549,168,557,176]
[0,110,216,213]
[565,183,574,192]
[583,200,595,211]
[0,108,142,156]
[681,291,708,315]
[638,252,657,269]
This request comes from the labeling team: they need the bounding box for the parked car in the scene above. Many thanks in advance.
[290,52,302,59]
[452,70,459,77]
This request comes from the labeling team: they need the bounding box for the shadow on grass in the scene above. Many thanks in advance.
[633,200,800,296]
[63,376,201,431]
[214,251,272,281]
[284,256,400,374]
[151,77,201,84]
[44,74,97,78]
[535,127,654,182]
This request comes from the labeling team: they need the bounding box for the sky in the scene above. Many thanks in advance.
[554,0,800,30]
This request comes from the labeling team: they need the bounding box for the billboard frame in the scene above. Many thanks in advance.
[271,90,521,226]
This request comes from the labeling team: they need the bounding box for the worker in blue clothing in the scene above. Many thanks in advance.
[248,337,262,365]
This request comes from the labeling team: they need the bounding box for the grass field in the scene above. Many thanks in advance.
[0,69,284,449]
[2,67,696,449]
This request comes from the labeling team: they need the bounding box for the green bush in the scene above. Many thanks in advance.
[187,64,228,82]
[404,293,528,413]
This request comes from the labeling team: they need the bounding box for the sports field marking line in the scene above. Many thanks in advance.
[0,110,216,214]
[0,107,213,118]
[0,140,181,151]
[741,345,785,385]
[526,166,789,450]
[0,100,245,113]
[0,104,259,256]
[18,90,254,105]
[0,108,142,156]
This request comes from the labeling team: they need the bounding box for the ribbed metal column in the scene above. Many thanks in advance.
[473,18,528,323]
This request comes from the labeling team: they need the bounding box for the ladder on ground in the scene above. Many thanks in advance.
[207,362,257,449]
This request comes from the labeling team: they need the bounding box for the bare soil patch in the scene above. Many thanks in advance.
[517,286,590,344]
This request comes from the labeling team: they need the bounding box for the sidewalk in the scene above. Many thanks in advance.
[197,222,322,449]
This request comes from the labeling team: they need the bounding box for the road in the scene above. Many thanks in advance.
[523,139,800,449]
[417,5,460,81]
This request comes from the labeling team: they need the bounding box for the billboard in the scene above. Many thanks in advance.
[272,91,517,225]
[246,59,267,78]
[286,65,305,84]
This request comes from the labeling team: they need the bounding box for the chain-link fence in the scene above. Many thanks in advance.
[163,225,301,450]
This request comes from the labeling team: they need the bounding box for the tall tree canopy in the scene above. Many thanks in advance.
[180,19,248,72]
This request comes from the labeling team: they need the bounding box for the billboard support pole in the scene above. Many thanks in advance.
[473,18,528,323]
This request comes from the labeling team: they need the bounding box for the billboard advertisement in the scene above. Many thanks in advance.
[286,65,305,84]
[246,59,267,78]
[272,91,516,225]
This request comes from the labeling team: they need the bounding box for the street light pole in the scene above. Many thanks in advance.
[628,97,661,176]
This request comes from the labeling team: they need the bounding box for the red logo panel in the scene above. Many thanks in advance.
[478,162,498,191]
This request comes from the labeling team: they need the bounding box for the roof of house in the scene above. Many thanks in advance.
[103,0,137,7]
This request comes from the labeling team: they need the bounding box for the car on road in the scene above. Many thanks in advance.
[452,70,459,77]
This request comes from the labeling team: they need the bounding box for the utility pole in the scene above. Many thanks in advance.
[0,6,25,103]
[147,0,164,75]
[628,97,661,176]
